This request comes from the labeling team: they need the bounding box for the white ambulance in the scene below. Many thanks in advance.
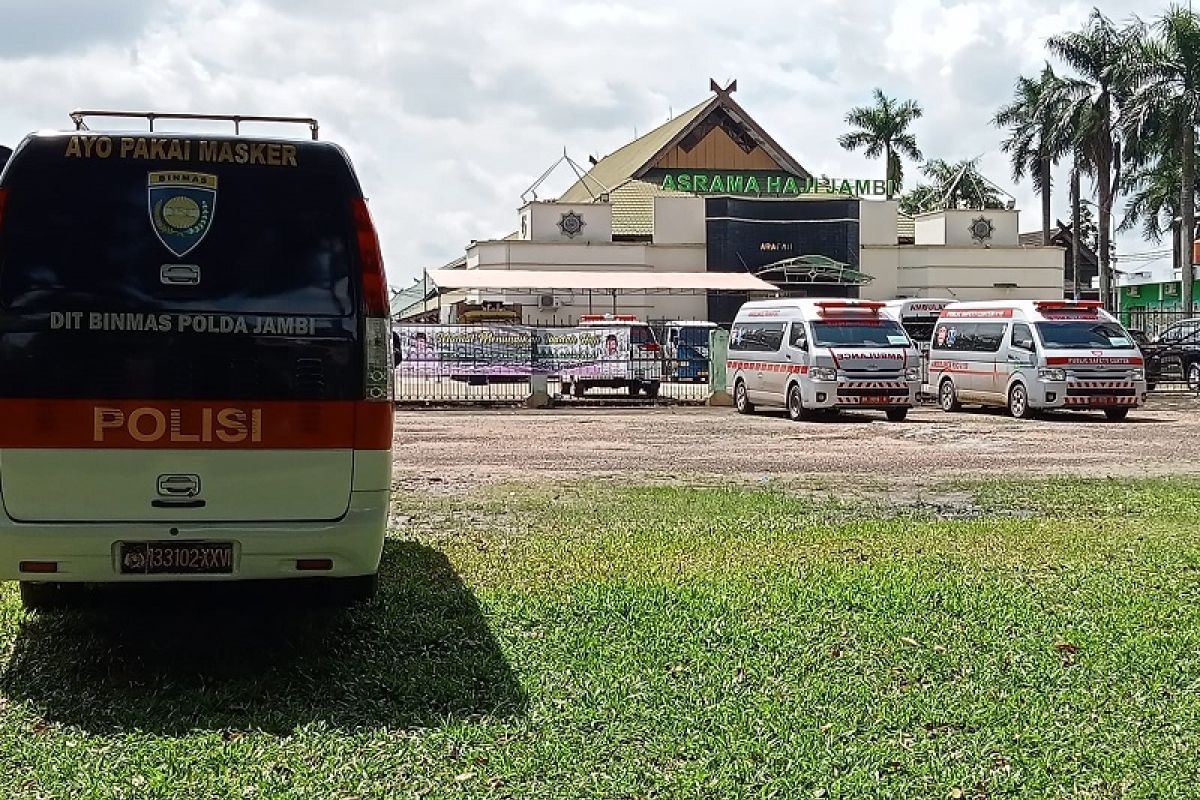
[728,299,921,422]
[929,299,1147,420]
[882,298,953,396]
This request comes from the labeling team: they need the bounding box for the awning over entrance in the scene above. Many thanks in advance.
[754,255,875,286]
[424,269,779,294]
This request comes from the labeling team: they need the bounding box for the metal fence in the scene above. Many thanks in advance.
[1117,308,1197,393]
[393,323,714,405]
[1117,308,1193,339]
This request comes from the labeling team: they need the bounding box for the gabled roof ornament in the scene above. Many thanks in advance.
[709,78,738,96]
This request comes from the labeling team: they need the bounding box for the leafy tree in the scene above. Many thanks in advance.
[1119,148,1200,243]
[1045,8,1138,308]
[838,89,923,198]
[898,158,1007,214]
[1123,4,1200,309]
[995,64,1071,245]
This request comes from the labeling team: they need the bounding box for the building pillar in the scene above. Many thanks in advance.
[706,328,734,406]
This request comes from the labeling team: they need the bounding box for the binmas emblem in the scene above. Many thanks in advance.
[149,171,218,257]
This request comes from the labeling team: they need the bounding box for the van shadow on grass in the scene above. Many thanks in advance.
[0,541,526,735]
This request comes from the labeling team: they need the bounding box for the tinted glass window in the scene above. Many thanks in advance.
[1035,321,1132,349]
[788,322,808,348]
[630,325,656,345]
[678,327,710,346]
[811,320,909,347]
[0,136,357,316]
[933,322,1007,352]
[1011,323,1035,350]
[730,322,785,352]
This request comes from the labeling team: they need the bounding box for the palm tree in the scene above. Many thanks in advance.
[994,64,1070,245]
[1046,8,1137,309]
[838,89,923,199]
[1120,149,1196,243]
[1123,5,1200,312]
[898,158,1007,214]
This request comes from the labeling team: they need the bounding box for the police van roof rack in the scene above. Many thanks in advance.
[68,110,320,140]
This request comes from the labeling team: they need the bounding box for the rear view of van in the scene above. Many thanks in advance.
[0,118,393,607]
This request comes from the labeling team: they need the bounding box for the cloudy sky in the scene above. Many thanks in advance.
[0,0,1180,286]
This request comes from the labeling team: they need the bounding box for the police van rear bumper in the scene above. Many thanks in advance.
[0,489,387,583]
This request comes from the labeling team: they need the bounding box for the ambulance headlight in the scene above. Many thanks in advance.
[811,367,837,382]
[1038,368,1066,381]
[1132,368,1145,381]
[905,367,921,381]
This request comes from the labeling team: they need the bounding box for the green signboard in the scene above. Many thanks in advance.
[652,169,895,197]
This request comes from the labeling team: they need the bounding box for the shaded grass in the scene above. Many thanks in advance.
[2,479,1200,798]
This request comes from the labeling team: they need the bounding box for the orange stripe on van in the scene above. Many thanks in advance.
[0,400,393,450]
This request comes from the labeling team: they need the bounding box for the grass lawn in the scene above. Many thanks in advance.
[2,479,1200,799]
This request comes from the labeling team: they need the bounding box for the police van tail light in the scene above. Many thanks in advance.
[352,196,394,448]
[352,197,389,318]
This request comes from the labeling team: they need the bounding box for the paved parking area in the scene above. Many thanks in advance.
[393,396,1200,493]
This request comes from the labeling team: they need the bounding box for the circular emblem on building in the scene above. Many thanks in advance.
[969,216,995,244]
[557,211,586,239]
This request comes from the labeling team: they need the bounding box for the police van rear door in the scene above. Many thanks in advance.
[0,132,368,523]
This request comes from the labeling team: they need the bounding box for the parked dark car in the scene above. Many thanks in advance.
[1140,318,1200,390]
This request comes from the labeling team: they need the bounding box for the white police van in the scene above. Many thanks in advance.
[728,299,920,422]
[930,299,1147,420]
[0,112,393,607]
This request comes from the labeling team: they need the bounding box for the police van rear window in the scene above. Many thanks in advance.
[0,135,357,316]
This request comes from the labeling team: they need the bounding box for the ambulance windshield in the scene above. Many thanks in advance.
[1035,321,1132,350]
[811,320,910,347]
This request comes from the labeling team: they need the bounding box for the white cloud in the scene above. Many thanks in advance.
[0,0,1179,284]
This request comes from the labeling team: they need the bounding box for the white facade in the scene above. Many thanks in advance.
[859,202,1062,303]
[430,196,1064,324]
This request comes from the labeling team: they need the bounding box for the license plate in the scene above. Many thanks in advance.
[119,541,234,575]
[861,395,891,404]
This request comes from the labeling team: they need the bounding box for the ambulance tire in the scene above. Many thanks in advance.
[734,380,754,414]
[644,381,661,399]
[1104,408,1130,421]
[786,384,812,422]
[938,379,961,412]
[1008,382,1036,419]
[885,408,908,422]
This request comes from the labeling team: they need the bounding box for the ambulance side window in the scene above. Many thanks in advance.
[788,322,808,350]
[1011,323,1036,351]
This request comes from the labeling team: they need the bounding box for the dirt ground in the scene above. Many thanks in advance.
[393,396,1200,495]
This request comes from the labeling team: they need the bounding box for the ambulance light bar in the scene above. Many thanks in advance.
[815,300,885,315]
[1035,300,1103,310]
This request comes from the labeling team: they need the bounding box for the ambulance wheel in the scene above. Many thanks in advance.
[644,381,661,399]
[885,408,908,422]
[786,384,811,422]
[1104,408,1130,421]
[734,380,754,414]
[938,379,961,412]
[1008,383,1035,419]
